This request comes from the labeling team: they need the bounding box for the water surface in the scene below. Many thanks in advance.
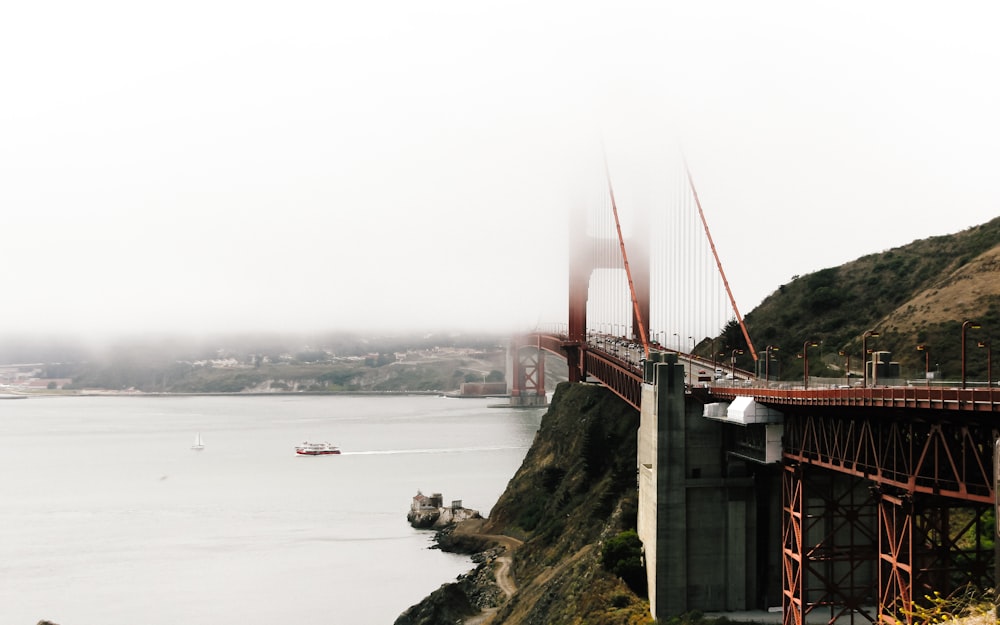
[0,394,542,624]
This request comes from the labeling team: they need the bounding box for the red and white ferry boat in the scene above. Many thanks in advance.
[295,441,342,456]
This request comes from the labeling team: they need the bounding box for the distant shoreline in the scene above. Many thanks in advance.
[3,390,452,399]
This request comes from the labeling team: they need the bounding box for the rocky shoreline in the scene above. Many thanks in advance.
[394,520,512,625]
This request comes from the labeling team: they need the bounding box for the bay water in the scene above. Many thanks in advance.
[0,394,544,625]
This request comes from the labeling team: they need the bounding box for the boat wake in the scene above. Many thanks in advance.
[342,445,524,456]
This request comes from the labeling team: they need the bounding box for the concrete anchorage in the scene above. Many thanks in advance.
[637,352,771,620]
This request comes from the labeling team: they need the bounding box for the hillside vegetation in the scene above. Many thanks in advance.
[712,216,1000,382]
[20,333,521,394]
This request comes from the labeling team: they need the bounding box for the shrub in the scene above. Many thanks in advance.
[602,530,646,596]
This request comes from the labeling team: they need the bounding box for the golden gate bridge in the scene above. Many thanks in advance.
[507,152,999,625]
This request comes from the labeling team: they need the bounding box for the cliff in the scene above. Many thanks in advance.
[395,382,653,625]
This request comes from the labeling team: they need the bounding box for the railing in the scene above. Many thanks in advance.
[708,385,1000,412]
[530,331,1000,413]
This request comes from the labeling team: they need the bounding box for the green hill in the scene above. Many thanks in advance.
[711,216,1000,383]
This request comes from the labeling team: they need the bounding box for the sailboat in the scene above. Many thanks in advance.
[191,433,205,450]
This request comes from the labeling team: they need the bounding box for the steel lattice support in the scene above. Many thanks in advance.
[875,491,914,624]
[582,349,642,410]
[527,332,643,409]
[523,347,545,398]
[873,491,993,623]
[783,411,997,503]
[782,464,805,625]
[782,464,878,625]
[782,409,997,623]
[510,336,547,405]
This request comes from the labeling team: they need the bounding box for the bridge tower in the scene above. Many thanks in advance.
[566,199,650,382]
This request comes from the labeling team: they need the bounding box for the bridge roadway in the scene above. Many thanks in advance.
[533,331,999,500]
[711,385,1000,413]
[534,331,1000,414]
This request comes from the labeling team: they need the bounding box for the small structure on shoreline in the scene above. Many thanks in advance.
[408,490,482,529]
[445,381,509,398]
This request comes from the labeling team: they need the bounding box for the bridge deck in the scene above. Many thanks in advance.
[709,385,1000,412]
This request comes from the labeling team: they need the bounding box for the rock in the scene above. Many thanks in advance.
[407,508,441,528]
[393,582,478,625]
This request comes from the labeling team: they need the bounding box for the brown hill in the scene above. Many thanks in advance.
[885,242,1000,331]
[718,216,1000,382]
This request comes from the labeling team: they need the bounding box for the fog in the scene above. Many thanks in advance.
[3,1,998,342]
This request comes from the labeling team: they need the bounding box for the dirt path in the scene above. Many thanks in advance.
[462,533,523,625]
[479,534,522,599]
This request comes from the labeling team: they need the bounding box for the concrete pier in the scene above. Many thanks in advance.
[637,352,762,620]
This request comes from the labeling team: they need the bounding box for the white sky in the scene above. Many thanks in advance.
[2,1,998,339]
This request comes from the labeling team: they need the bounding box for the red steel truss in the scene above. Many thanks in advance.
[783,411,997,503]
[873,490,993,624]
[581,348,643,410]
[782,465,806,625]
[782,465,879,625]
[781,408,997,624]
[510,335,546,402]
[529,332,643,410]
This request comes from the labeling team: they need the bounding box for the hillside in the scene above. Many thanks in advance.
[712,216,1000,382]
[395,382,653,625]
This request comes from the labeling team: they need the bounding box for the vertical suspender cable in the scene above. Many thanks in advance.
[683,158,758,363]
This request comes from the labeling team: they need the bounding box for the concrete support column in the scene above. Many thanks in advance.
[638,352,758,620]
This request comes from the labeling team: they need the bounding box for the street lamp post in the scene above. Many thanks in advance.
[765,345,779,385]
[731,349,743,381]
[688,336,695,385]
[916,344,930,387]
[838,350,851,385]
[802,340,820,389]
[862,330,880,388]
[979,340,992,388]
[962,320,981,389]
